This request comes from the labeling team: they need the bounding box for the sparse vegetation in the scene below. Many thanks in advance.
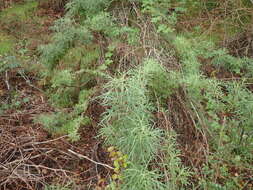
[1,0,253,189]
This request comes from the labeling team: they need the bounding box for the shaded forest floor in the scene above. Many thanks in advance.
[0,1,253,190]
[0,1,112,189]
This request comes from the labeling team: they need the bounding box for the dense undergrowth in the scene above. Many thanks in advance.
[0,0,53,113]
[1,0,253,189]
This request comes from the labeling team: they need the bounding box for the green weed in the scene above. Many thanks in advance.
[0,33,15,55]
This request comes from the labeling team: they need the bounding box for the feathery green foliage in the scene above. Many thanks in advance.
[142,59,180,102]
[121,165,165,190]
[100,63,161,164]
[39,18,93,71]
[35,88,92,141]
[161,132,192,189]
[171,34,253,189]
[35,0,253,188]
[65,0,111,17]
[100,60,190,189]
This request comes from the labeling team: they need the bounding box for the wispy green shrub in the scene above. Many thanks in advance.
[39,18,93,71]
[65,0,111,17]
[161,132,192,189]
[38,0,125,141]
[100,61,165,189]
[141,0,186,26]
[100,60,190,189]
[216,82,253,158]
[84,12,114,34]
[142,59,180,102]
[100,66,161,164]
[121,164,165,190]
[36,112,90,141]
[35,112,68,134]
[171,32,253,189]
[36,89,92,141]
[190,39,253,75]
